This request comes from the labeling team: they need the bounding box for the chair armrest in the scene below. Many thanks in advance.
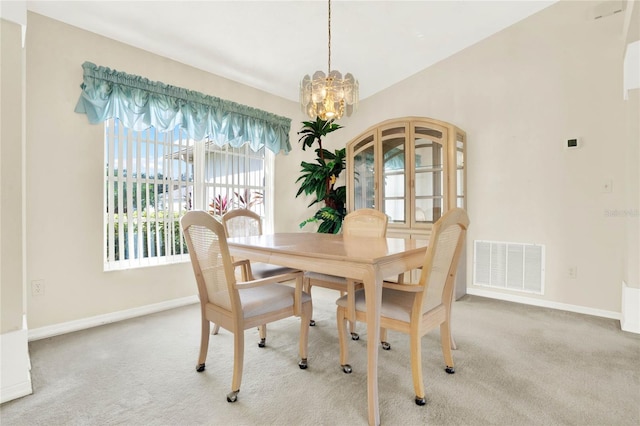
[381,281,423,292]
[232,259,252,281]
[235,270,303,289]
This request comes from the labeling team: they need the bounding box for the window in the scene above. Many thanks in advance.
[104,118,272,270]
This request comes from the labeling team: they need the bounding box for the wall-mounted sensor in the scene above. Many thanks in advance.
[567,138,580,149]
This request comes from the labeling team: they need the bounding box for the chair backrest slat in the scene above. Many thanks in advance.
[222,209,262,238]
[418,208,469,313]
[181,211,237,310]
[343,208,388,237]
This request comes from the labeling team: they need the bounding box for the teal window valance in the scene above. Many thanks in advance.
[74,61,292,154]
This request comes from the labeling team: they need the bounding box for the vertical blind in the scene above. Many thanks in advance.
[105,120,193,269]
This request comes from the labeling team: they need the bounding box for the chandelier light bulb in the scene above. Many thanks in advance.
[299,0,359,121]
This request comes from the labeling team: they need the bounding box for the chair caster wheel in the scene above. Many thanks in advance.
[381,341,391,350]
[350,332,360,341]
[196,363,205,372]
[226,390,239,403]
[258,338,266,348]
[299,358,308,369]
[445,366,455,374]
[342,364,352,374]
[310,319,316,326]
[415,396,426,406]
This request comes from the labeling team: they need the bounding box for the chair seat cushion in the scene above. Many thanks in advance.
[240,284,311,319]
[252,263,300,279]
[335,288,417,323]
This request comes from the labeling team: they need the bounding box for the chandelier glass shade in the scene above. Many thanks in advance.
[300,0,359,120]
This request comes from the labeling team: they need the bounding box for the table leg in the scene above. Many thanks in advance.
[364,267,382,426]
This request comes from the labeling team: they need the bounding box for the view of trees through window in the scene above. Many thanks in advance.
[104,118,269,270]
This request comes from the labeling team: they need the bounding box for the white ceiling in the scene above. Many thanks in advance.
[26,0,557,102]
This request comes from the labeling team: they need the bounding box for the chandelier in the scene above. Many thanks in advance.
[300,0,359,121]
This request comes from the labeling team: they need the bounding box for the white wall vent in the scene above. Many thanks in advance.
[473,240,545,294]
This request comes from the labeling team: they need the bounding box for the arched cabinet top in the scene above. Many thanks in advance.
[346,117,466,234]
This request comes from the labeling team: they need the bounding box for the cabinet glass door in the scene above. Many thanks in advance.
[414,125,446,224]
[352,134,376,210]
[381,125,407,225]
[347,117,465,233]
[456,132,465,208]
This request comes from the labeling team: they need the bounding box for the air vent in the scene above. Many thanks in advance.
[473,240,545,294]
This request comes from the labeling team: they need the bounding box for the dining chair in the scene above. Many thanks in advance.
[221,208,303,341]
[222,209,302,280]
[181,210,312,403]
[304,208,388,339]
[335,208,469,406]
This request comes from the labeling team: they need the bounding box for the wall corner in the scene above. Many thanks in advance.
[0,319,32,403]
[621,281,640,334]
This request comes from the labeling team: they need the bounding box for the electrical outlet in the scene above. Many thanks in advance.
[568,267,577,279]
[31,280,45,296]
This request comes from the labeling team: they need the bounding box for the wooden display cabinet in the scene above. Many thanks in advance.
[346,117,467,298]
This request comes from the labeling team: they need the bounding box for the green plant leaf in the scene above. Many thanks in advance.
[297,118,343,151]
[296,120,347,233]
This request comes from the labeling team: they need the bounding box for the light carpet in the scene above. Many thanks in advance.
[1,287,639,425]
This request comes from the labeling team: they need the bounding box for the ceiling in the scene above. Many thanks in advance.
[26,0,557,102]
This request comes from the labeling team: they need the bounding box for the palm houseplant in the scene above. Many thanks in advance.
[296,118,347,233]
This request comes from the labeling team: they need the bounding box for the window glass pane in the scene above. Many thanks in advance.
[204,143,266,218]
[415,139,443,169]
[415,127,443,139]
[354,134,374,152]
[414,138,443,223]
[416,198,443,223]
[384,199,405,223]
[415,170,444,196]
[353,144,375,210]
[104,118,193,268]
[385,174,404,197]
[457,138,465,201]
[382,133,405,223]
[105,118,269,270]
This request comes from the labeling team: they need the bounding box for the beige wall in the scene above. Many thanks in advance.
[280,0,637,314]
[624,88,639,290]
[18,0,639,330]
[1,18,24,334]
[1,4,34,404]
[25,12,300,329]
[623,0,640,291]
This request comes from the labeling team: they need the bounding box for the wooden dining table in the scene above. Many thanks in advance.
[227,232,429,426]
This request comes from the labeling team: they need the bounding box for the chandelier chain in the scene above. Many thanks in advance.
[327,0,332,73]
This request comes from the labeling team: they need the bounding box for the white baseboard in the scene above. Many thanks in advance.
[466,288,621,320]
[28,295,198,341]
[1,324,33,404]
[621,282,640,334]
